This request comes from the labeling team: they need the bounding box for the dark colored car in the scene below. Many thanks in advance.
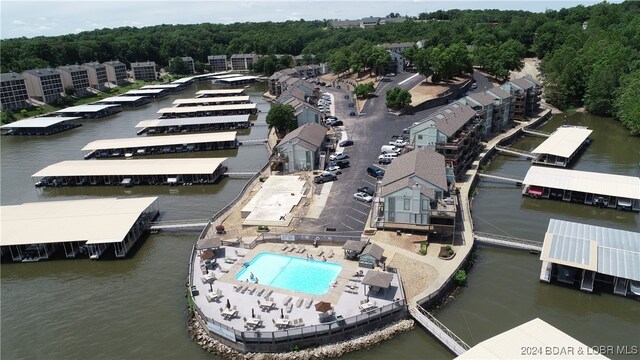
[331,120,344,126]
[314,173,337,184]
[367,165,385,178]
[357,186,374,196]
[328,160,350,169]
[339,140,354,147]
[379,157,393,165]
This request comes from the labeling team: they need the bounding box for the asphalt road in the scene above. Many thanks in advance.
[298,71,489,234]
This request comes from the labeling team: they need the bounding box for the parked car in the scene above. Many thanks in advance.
[339,140,354,147]
[378,152,399,161]
[367,165,385,178]
[329,152,349,161]
[328,159,350,168]
[331,120,343,126]
[471,83,477,89]
[314,173,337,184]
[325,165,342,174]
[378,157,393,165]
[357,186,374,196]
[389,139,407,147]
[380,145,399,154]
[353,192,373,203]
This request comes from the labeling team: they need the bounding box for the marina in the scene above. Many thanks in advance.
[123,89,168,98]
[81,132,237,159]
[0,116,81,136]
[539,219,640,297]
[214,76,259,85]
[157,103,258,118]
[0,197,159,261]
[196,89,246,97]
[172,96,251,107]
[522,166,640,211]
[32,158,228,187]
[140,84,185,92]
[95,95,151,107]
[135,115,251,135]
[51,104,122,119]
[530,126,592,167]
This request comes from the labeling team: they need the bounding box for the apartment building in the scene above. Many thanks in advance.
[103,60,128,86]
[170,56,195,74]
[82,62,108,91]
[230,54,258,71]
[22,68,64,104]
[503,76,543,120]
[1,72,31,111]
[130,61,157,81]
[207,55,228,72]
[57,65,91,97]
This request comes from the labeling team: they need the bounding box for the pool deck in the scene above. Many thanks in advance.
[191,243,402,332]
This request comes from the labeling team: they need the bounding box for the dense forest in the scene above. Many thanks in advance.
[1,1,639,133]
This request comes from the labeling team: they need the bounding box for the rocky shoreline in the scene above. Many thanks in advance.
[188,317,415,359]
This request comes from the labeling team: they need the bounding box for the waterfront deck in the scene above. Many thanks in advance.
[32,158,228,187]
[157,103,257,118]
[0,197,159,261]
[1,117,81,136]
[135,115,251,135]
[531,126,592,167]
[53,104,122,119]
[522,166,640,211]
[539,219,640,297]
[81,132,237,159]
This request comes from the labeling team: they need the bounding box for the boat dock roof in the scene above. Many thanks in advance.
[0,117,80,129]
[157,103,257,114]
[96,96,148,103]
[172,96,251,106]
[124,89,165,95]
[531,126,593,158]
[523,166,640,199]
[140,84,182,89]
[540,219,640,282]
[0,197,158,247]
[195,89,246,96]
[217,76,258,83]
[81,132,237,151]
[135,115,250,128]
[33,158,227,177]
[209,74,243,79]
[54,104,119,114]
[456,318,606,359]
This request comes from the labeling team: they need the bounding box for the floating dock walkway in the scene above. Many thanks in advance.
[494,145,535,159]
[474,232,542,252]
[477,173,522,185]
[409,306,469,356]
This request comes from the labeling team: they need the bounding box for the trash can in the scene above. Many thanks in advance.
[396,230,401,236]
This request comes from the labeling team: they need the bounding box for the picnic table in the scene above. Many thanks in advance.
[259,301,275,310]
[275,318,290,329]
[246,318,262,329]
[359,302,377,312]
[201,272,215,284]
[222,309,237,319]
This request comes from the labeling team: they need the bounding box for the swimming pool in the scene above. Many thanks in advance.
[235,253,342,295]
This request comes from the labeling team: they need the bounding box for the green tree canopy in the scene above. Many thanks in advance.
[168,57,189,75]
[386,87,412,110]
[354,82,376,98]
[266,103,297,134]
[614,70,640,135]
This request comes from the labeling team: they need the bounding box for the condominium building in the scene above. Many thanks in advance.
[57,65,91,97]
[103,60,128,86]
[21,68,64,104]
[130,61,157,81]
[1,72,31,111]
[503,76,543,121]
[207,55,228,72]
[170,56,195,74]
[82,62,108,91]
[230,54,258,71]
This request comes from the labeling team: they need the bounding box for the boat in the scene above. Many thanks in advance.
[121,178,133,187]
[90,254,99,260]
[630,280,640,296]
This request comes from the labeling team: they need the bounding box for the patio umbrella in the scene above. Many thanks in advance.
[280,308,284,318]
[226,299,231,309]
[314,301,332,313]
[252,308,255,318]
[209,283,213,292]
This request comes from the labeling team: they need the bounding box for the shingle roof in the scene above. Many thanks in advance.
[1,72,25,82]
[82,62,105,69]
[23,68,60,78]
[360,243,384,261]
[342,240,367,253]
[277,123,326,152]
[411,103,476,138]
[381,148,447,195]
[510,76,538,90]
[486,86,511,100]
[381,177,436,198]
[362,271,394,289]
[468,92,495,106]
[208,55,227,60]
[58,65,88,73]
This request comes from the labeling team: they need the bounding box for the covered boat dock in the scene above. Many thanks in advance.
[123,89,168,98]
[53,104,121,119]
[135,115,251,135]
[157,103,257,118]
[1,117,81,136]
[522,166,640,211]
[215,75,258,85]
[140,84,184,92]
[0,197,159,262]
[531,126,592,167]
[95,95,151,107]
[82,132,237,159]
[32,158,228,187]
[195,89,245,98]
[539,219,640,297]
[172,96,251,107]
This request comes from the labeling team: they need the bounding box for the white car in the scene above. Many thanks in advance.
[325,166,341,174]
[353,192,373,203]
[329,152,349,161]
[378,152,399,160]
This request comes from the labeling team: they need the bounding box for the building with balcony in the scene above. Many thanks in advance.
[458,92,496,135]
[131,61,157,81]
[170,56,195,74]
[293,65,321,78]
[486,86,513,132]
[278,93,323,128]
[230,54,258,71]
[1,72,30,111]
[82,62,108,91]
[503,76,542,120]
[208,55,228,72]
[22,68,64,104]
[408,103,481,181]
[103,60,128,86]
[380,42,414,54]
[274,122,327,173]
[268,69,299,97]
[57,65,91,97]
[377,148,455,232]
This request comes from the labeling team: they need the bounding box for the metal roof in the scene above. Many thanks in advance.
[172,96,251,105]
[81,132,236,151]
[0,197,158,246]
[0,117,80,129]
[523,166,640,199]
[456,318,607,359]
[157,103,256,114]
[217,76,258,83]
[55,104,119,113]
[540,219,640,281]
[124,89,165,95]
[195,89,245,96]
[209,74,243,79]
[140,84,182,89]
[172,77,194,84]
[32,158,227,177]
[96,96,147,103]
[135,115,250,128]
[531,126,593,158]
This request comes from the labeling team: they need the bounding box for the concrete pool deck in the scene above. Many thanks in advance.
[191,243,402,332]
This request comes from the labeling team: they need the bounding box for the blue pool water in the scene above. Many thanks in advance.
[235,253,342,295]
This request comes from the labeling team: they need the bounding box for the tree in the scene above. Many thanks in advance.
[386,87,412,110]
[64,86,75,96]
[266,103,297,135]
[1,111,16,124]
[328,49,349,75]
[354,82,375,98]
[168,57,188,75]
[614,70,640,134]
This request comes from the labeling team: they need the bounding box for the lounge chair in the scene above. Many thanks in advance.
[288,245,297,253]
[283,296,292,306]
[248,287,256,295]
[256,288,265,297]
[297,245,306,254]
[240,286,248,294]
[304,299,313,309]
[287,303,293,313]
[263,290,273,299]
[235,249,245,258]
[233,284,242,292]
[281,243,289,251]
[316,248,324,256]
[296,298,304,308]
[298,318,305,326]
[292,318,300,326]
[327,249,334,258]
